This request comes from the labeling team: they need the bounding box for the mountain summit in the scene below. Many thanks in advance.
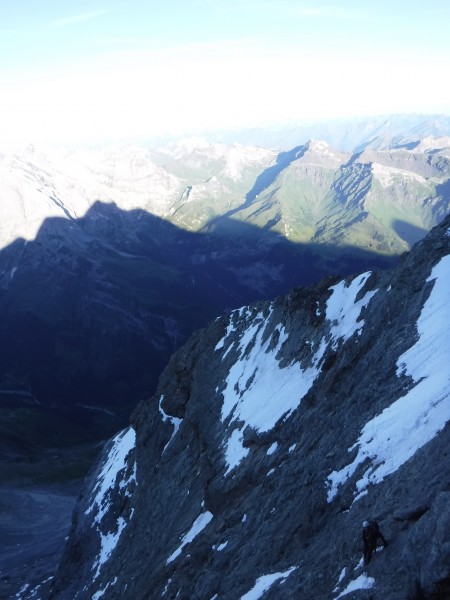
[50,215,450,600]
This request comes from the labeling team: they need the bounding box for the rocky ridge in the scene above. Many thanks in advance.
[1,136,449,253]
[50,216,450,599]
[6,137,426,436]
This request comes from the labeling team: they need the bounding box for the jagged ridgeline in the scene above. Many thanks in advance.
[0,136,448,446]
[50,216,450,600]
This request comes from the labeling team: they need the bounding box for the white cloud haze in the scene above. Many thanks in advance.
[0,1,449,145]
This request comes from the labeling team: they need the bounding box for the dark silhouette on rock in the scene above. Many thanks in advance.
[363,520,388,564]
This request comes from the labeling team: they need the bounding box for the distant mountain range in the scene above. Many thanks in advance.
[208,113,450,151]
[1,118,450,598]
[156,135,450,254]
[0,130,448,463]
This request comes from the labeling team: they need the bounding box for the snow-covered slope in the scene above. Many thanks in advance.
[0,144,183,249]
[2,136,448,254]
[50,216,450,600]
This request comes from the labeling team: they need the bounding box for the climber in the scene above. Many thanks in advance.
[362,520,388,564]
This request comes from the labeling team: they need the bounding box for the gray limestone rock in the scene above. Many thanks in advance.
[50,215,450,600]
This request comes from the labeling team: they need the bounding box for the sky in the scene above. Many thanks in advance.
[1,0,449,145]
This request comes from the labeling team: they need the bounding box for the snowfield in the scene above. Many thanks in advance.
[217,272,379,475]
[85,427,137,579]
[327,254,450,502]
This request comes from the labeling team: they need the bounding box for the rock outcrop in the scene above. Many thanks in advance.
[50,216,450,600]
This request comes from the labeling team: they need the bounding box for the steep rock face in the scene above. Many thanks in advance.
[51,216,450,600]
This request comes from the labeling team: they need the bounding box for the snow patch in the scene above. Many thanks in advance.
[215,317,237,351]
[326,272,377,349]
[85,427,137,579]
[93,519,127,579]
[15,577,53,599]
[218,267,405,492]
[335,573,375,598]
[414,135,450,152]
[308,139,341,159]
[372,162,426,187]
[166,510,213,564]
[240,567,297,600]
[224,428,250,475]
[162,578,173,597]
[159,395,183,454]
[338,567,347,583]
[333,567,347,592]
[86,427,136,521]
[92,577,118,600]
[327,256,450,501]
[267,442,278,455]
[220,308,327,474]
[214,541,228,551]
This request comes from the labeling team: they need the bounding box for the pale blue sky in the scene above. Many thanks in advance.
[1,0,449,144]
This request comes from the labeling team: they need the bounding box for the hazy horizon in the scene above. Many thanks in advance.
[1,1,449,145]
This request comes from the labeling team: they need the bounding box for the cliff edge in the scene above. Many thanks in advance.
[50,216,450,600]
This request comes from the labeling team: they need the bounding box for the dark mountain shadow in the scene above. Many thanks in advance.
[0,201,400,465]
[391,182,450,245]
[432,180,450,219]
[390,140,421,151]
[244,145,308,203]
[392,220,428,245]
